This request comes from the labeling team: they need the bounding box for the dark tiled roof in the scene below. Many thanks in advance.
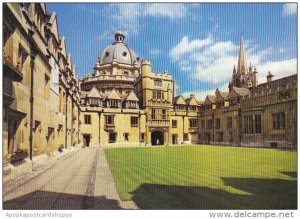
[206,95,216,103]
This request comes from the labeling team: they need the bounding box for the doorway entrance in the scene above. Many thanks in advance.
[83,134,91,147]
[8,119,17,155]
[151,131,164,146]
[205,133,211,144]
[109,132,117,143]
[172,134,178,144]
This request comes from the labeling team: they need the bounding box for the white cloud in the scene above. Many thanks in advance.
[110,3,188,36]
[149,48,161,58]
[182,90,214,101]
[170,34,296,87]
[145,4,187,19]
[282,3,297,16]
[256,58,297,83]
[170,35,297,101]
[181,83,229,102]
[170,35,239,85]
[112,4,143,36]
[96,31,110,41]
[193,56,237,84]
[181,56,297,101]
[169,35,213,61]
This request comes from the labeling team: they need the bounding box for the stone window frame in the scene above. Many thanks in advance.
[172,120,177,128]
[188,105,197,112]
[84,115,91,125]
[18,44,28,71]
[88,97,102,106]
[215,118,221,129]
[244,114,262,134]
[206,119,213,130]
[175,104,186,111]
[154,79,162,87]
[130,116,138,127]
[105,115,114,125]
[140,133,145,142]
[216,132,224,142]
[109,132,117,143]
[227,117,233,129]
[272,112,285,130]
[244,115,253,134]
[124,133,129,141]
[189,119,198,128]
[183,133,189,141]
[152,90,164,100]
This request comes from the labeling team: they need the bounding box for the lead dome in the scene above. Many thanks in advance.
[98,31,141,66]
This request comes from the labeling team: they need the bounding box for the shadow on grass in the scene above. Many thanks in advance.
[280,171,297,178]
[3,191,122,210]
[130,178,297,209]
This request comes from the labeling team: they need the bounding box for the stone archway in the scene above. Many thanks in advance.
[151,131,164,146]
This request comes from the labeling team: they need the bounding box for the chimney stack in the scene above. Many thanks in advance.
[267,71,274,83]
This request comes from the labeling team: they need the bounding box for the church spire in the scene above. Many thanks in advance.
[237,34,248,75]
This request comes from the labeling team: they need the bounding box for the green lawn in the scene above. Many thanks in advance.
[104,145,297,209]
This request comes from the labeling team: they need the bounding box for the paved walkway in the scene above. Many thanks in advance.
[3,147,81,195]
[92,146,138,209]
[3,147,138,210]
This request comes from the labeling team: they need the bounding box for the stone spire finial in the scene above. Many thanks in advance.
[237,34,248,75]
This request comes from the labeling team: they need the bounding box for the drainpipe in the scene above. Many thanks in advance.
[212,113,215,145]
[182,115,185,143]
[65,91,68,149]
[238,108,242,146]
[71,101,73,147]
[138,111,141,146]
[29,48,37,160]
[98,112,101,147]
[77,102,80,144]
[172,80,175,99]
[145,110,148,146]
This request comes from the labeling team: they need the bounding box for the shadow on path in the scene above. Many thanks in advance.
[3,191,122,210]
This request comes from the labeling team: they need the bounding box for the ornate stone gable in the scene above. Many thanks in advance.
[87,86,102,98]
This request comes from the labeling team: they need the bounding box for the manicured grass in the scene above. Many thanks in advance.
[104,145,297,209]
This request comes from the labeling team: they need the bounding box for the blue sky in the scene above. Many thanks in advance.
[46,3,297,100]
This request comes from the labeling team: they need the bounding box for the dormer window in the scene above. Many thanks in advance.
[105,52,109,57]
[88,98,102,106]
[122,51,127,57]
[175,104,186,111]
[189,106,197,112]
[107,99,120,108]
[126,101,138,109]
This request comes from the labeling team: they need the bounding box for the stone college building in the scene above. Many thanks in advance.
[79,32,297,148]
[2,3,297,171]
